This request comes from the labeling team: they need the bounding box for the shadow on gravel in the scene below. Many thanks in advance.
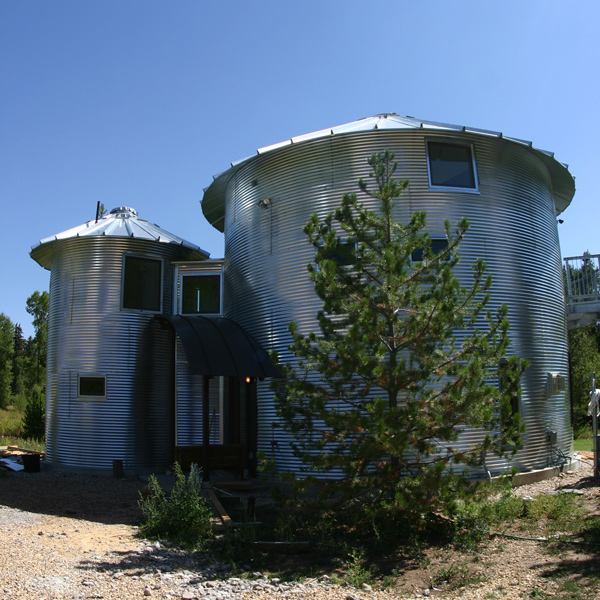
[534,514,600,587]
[0,469,144,525]
[76,546,226,582]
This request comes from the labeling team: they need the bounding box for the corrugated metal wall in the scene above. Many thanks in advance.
[222,130,571,476]
[46,237,186,471]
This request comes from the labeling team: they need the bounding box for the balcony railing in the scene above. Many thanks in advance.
[564,253,600,305]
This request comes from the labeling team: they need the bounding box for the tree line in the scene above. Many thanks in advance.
[0,291,48,411]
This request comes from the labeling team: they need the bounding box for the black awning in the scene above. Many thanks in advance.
[159,315,280,378]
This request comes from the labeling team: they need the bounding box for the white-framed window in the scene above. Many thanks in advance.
[78,375,106,399]
[426,140,479,192]
[179,272,222,315]
[122,254,163,312]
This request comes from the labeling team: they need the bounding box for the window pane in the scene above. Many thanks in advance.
[323,240,355,266]
[411,238,448,262]
[428,142,476,189]
[182,275,221,314]
[431,238,449,254]
[79,376,105,397]
[123,256,161,311]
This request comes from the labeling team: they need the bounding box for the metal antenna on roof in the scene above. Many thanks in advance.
[95,202,105,223]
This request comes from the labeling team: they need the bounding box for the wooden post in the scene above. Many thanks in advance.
[203,375,211,481]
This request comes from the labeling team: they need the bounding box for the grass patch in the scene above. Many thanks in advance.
[431,562,485,591]
[573,438,592,452]
[0,406,45,452]
[0,436,45,453]
[0,407,25,437]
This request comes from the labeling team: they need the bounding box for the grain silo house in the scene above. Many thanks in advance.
[32,113,575,476]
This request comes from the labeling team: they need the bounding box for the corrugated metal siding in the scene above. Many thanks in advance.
[222,129,571,477]
[174,337,222,446]
[45,237,186,471]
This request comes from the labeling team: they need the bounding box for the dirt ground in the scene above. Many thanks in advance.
[0,461,599,599]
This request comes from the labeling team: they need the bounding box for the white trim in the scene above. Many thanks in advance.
[177,270,223,316]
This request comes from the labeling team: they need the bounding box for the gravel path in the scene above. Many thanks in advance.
[0,460,597,599]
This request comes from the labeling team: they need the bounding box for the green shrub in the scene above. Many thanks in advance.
[21,390,45,440]
[139,462,213,549]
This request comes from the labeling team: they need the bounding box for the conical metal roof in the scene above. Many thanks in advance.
[202,112,575,230]
[31,206,209,269]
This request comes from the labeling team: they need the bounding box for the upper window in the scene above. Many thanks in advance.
[427,141,478,190]
[123,256,162,311]
[181,274,221,315]
[411,238,449,263]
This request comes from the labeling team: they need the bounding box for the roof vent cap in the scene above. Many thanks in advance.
[109,206,138,217]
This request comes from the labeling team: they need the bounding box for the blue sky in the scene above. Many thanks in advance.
[1,0,598,336]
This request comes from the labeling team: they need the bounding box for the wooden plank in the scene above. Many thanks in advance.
[206,488,232,527]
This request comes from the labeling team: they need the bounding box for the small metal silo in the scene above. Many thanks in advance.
[30,206,208,471]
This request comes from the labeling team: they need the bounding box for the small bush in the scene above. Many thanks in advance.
[139,462,213,549]
[21,390,45,440]
[342,549,374,588]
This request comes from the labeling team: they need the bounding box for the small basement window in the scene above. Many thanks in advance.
[79,375,106,398]
[181,274,221,314]
[427,141,478,190]
[411,238,449,262]
[122,256,162,311]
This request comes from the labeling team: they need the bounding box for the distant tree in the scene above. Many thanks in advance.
[24,291,49,391]
[0,314,15,409]
[275,152,526,540]
[568,324,600,434]
[21,388,45,440]
[11,323,25,398]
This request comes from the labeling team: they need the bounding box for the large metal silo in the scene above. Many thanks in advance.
[30,206,208,471]
[202,113,576,476]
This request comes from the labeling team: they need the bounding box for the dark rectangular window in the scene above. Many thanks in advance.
[427,142,477,189]
[411,238,449,262]
[323,240,356,267]
[79,376,106,397]
[182,275,221,314]
[123,256,161,311]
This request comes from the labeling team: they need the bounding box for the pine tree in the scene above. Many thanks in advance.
[275,152,526,534]
[24,291,48,392]
[12,323,25,399]
[0,314,15,409]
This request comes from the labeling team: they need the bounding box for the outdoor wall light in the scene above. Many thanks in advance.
[257,197,272,209]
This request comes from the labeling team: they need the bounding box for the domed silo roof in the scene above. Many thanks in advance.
[31,206,209,269]
[201,113,575,231]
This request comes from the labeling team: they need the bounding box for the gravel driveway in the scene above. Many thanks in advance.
[0,462,597,599]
